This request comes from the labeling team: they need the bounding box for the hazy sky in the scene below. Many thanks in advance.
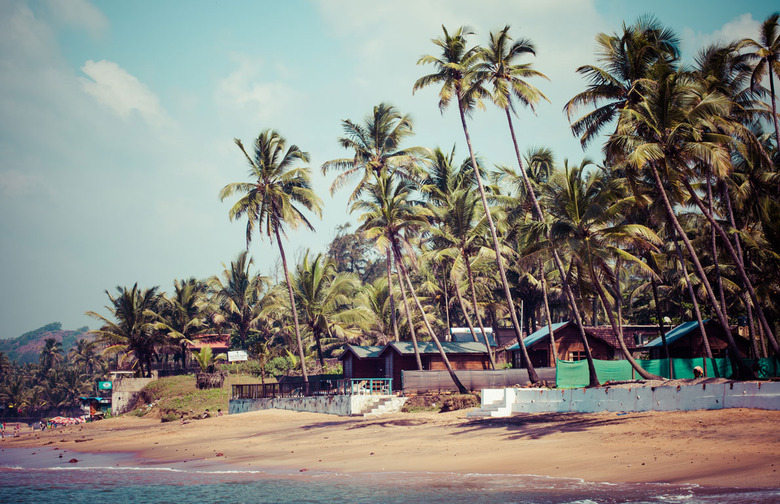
[0,0,776,338]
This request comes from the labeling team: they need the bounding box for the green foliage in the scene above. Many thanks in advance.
[130,375,229,420]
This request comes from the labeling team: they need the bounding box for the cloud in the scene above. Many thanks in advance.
[683,13,760,56]
[44,0,109,39]
[214,55,299,125]
[80,59,171,127]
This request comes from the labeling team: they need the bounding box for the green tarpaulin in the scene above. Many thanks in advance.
[555,357,779,388]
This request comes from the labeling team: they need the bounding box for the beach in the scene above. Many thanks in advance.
[2,407,778,489]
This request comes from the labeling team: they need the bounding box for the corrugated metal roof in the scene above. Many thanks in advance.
[506,321,570,351]
[382,341,489,355]
[340,344,384,359]
[450,327,497,346]
[643,320,705,348]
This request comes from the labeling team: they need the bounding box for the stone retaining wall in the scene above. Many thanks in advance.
[229,394,404,416]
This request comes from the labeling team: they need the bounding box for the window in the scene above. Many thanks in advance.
[569,351,587,361]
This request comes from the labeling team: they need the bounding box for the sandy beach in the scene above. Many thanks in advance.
[2,407,778,489]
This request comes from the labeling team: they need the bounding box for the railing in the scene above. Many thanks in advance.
[232,378,392,400]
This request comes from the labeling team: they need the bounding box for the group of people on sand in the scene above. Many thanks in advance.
[181,408,224,424]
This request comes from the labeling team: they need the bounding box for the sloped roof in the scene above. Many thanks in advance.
[643,320,705,348]
[187,334,230,351]
[381,340,489,356]
[506,321,570,351]
[339,344,385,360]
[450,327,497,346]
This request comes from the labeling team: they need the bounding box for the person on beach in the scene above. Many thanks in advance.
[217,409,223,416]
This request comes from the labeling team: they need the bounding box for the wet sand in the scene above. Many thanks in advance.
[2,407,778,488]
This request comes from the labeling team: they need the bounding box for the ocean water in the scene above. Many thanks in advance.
[0,448,777,504]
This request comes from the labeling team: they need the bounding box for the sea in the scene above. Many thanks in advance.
[0,447,777,504]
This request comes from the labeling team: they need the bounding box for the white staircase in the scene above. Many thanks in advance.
[467,397,511,418]
[362,396,408,417]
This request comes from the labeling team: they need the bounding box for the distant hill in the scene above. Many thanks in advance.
[0,323,93,364]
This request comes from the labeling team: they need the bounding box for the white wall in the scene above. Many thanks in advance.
[229,395,403,416]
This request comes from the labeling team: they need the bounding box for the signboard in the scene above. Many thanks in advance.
[97,381,112,390]
[228,350,248,362]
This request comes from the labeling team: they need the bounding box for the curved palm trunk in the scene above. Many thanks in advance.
[671,226,713,359]
[769,72,780,153]
[458,104,539,383]
[387,248,400,342]
[650,278,671,362]
[393,242,468,394]
[396,266,423,370]
[650,163,753,377]
[706,176,728,314]
[442,270,451,339]
[539,259,557,367]
[682,178,779,355]
[504,108,598,386]
[453,278,479,342]
[464,253,496,368]
[274,227,308,385]
[585,243,659,380]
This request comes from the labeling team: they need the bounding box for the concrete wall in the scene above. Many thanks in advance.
[111,377,154,414]
[478,381,780,417]
[229,394,399,416]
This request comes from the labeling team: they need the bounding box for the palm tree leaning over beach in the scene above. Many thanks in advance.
[220,130,323,386]
[478,25,601,386]
[414,25,539,384]
[353,172,469,393]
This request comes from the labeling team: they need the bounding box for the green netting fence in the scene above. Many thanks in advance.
[556,356,780,389]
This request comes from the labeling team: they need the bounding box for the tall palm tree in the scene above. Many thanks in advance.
[353,173,468,393]
[289,251,365,367]
[323,103,427,343]
[542,161,662,379]
[86,284,163,377]
[68,338,101,376]
[564,15,680,147]
[209,251,273,351]
[220,130,323,386]
[415,25,539,383]
[741,12,780,148]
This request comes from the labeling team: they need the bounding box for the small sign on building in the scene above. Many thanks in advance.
[228,350,248,362]
[97,381,112,390]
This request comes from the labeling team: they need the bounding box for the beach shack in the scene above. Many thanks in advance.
[378,341,491,391]
[339,345,385,380]
[643,319,751,359]
[507,321,659,367]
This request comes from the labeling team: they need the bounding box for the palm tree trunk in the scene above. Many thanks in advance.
[650,163,753,377]
[453,278,478,341]
[681,178,779,355]
[396,263,423,370]
[313,327,325,368]
[539,259,557,367]
[585,242,659,379]
[387,247,400,342]
[442,269,451,340]
[769,72,780,153]
[671,225,713,359]
[650,277,671,362]
[458,104,539,383]
[706,175,728,315]
[464,253,497,369]
[274,227,308,385]
[393,243,468,394]
[504,108,598,386]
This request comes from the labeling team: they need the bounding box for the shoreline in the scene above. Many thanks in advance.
[1,408,778,489]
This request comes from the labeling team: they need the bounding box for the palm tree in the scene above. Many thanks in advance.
[39,337,63,373]
[415,25,539,383]
[741,12,780,148]
[323,103,427,343]
[68,338,101,375]
[564,15,680,147]
[220,130,323,386]
[154,278,209,368]
[209,251,273,351]
[542,161,662,379]
[353,173,468,393]
[608,69,758,374]
[86,284,163,377]
[289,251,365,367]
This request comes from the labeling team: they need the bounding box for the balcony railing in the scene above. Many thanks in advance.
[232,378,392,400]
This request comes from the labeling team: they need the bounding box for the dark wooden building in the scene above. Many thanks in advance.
[507,321,660,368]
[643,319,751,359]
[339,345,385,380]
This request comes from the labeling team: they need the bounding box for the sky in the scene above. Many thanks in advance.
[0,0,777,339]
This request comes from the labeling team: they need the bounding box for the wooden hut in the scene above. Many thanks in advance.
[339,345,385,380]
[643,320,751,359]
